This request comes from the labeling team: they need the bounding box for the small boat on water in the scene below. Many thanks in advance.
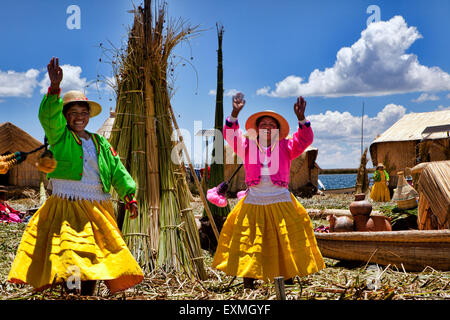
[314,229,450,271]
[317,178,355,194]
[322,186,355,194]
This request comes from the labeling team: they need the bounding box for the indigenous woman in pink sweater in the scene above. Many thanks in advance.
[212,92,325,289]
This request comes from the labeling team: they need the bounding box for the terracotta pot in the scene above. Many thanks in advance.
[353,215,392,232]
[327,214,354,233]
[349,193,372,216]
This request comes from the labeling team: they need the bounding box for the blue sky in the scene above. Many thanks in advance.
[1,0,449,168]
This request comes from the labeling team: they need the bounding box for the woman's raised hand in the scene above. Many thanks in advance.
[231,92,245,118]
[294,96,306,121]
[47,57,63,90]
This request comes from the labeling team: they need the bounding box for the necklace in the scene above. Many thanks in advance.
[256,140,277,154]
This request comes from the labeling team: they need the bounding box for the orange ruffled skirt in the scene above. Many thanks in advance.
[8,196,144,293]
[212,194,325,281]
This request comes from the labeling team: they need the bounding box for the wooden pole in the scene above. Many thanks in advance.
[361,101,364,157]
[168,104,220,241]
[274,277,286,300]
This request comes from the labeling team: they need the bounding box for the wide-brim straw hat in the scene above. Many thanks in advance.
[245,110,290,140]
[62,90,102,118]
[377,163,385,169]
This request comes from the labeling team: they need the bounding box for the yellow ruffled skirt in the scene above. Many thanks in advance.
[8,196,144,293]
[370,181,391,202]
[212,194,325,281]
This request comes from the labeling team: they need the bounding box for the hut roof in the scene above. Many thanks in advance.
[371,110,450,144]
[96,108,116,139]
[0,122,42,154]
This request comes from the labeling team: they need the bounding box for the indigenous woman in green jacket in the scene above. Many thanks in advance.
[8,57,144,295]
[370,163,391,202]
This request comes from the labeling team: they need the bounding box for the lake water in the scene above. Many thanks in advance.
[319,173,374,190]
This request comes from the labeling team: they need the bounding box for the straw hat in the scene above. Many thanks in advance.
[62,90,102,118]
[376,163,385,169]
[245,110,290,140]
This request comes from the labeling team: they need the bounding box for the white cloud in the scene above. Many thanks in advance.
[446,93,450,99]
[310,104,406,168]
[436,105,450,111]
[256,86,270,96]
[315,144,362,169]
[224,89,239,97]
[412,93,440,103]
[208,88,239,97]
[0,69,40,97]
[258,16,450,98]
[39,64,92,94]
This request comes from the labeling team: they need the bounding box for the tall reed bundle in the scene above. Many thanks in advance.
[205,24,230,219]
[109,13,157,271]
[143,0,205,278]
[355,147,369,194]
[109,1,205,279]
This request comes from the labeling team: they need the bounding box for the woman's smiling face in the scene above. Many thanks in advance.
[257,116,279,144]
[64,103,90,134]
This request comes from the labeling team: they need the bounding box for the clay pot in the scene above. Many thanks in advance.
[327,214,354,233]
[353,215,392,232]
[349,193,372,216]
[349,193,392,231]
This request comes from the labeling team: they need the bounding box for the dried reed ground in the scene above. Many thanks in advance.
[1,191,449,300]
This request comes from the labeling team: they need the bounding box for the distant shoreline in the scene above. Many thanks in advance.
[319,168,375,174]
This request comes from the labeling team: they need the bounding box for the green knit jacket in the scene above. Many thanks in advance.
[373,170,389,182]
[38,93,136,204]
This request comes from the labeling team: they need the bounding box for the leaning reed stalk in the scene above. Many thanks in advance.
[169,105,208,280]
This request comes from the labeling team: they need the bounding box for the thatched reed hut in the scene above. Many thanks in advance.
[224,144,319,196]
[369,110,450,188]
[0,122,43,187]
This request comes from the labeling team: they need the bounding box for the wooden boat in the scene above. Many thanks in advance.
[314,229,450,271]
[321,186,355,194]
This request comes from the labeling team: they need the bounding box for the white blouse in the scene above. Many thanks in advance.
[50,137,111,202]
[244,145,291,205]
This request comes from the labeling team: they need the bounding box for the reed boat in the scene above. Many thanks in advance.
[321,186,355,194]
[314,229,450,271]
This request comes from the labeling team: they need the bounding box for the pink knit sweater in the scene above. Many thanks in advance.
[224,117,313,188]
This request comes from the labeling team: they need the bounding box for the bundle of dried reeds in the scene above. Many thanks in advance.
[107,0,208,279]
[113,0,205,278]
[136,1,203,278]
[108,12,157,271]
[418,160,450,229]
[355,148,369,194]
